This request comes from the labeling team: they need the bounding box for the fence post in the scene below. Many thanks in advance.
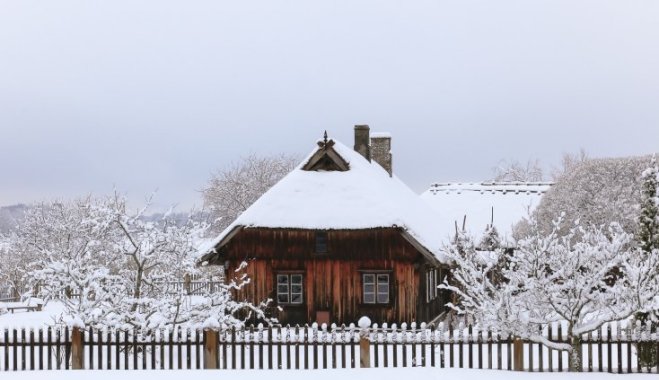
[204,329,219,369]
[71,327,84,370]
[513,337,524,371]
[184,274,191,294]
[32,282,40,299]
[358,316,371,368]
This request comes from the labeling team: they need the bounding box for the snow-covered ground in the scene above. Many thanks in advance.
[0,301,65,328]
[0,368,651,379]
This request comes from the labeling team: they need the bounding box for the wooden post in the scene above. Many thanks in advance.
[184,274,191,294]
[513,337,524,371]
[32,282,40,299]
[12,285,20,300]
[359,334,370,368]
[71,327,84,370]
[358,316,371,368]
[204,329,218,369]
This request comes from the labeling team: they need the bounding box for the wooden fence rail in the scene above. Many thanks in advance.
[1,322,658,372]
[0,280,224,303]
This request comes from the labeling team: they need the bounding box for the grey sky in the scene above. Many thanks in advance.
[1,0,659,211]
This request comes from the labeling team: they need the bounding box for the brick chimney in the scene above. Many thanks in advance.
[371,132,393,176]
[353,125,371,161]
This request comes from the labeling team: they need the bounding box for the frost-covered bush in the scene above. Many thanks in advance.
[442,216,659,372]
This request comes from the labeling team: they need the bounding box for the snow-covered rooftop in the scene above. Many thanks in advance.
[206,139,448,263]
[420,181,552,240]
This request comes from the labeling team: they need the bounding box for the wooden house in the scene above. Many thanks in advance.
[201,126,450,325]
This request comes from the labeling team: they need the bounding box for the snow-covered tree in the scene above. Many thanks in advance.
[533,155,650,237]
[492,159,544,182]
[637,155,659,253]
[13,193,273,330]
[105,193,207,329]
[202,154,297,233]
[14,197,124,326]
[182,261,276,329]
[0,204,28,234]
[479,224,501,251]
[441,217,659,372]
[0,233,24,299]
[635,156,659,369]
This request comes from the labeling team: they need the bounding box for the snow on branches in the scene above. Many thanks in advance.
[638,155,659,253]
[202,154,298,233]
[8,192,274,331]
[441,216,659,371]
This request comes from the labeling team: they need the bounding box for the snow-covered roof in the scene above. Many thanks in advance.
[206,139,448,264]
[420,181,552,240]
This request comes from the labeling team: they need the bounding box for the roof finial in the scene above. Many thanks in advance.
[323,130,328,145]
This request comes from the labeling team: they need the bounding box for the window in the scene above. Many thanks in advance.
[426,269,439,303]
[277,274,303,304]
[363,273,389,304]
[315,230,328,254]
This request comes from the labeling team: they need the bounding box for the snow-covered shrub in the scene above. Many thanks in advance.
[441,215,659,372]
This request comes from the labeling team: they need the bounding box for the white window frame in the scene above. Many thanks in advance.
[363,273,390,304]
[276,273,303,305]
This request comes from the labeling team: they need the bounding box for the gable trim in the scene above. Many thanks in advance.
[302,140,350,172]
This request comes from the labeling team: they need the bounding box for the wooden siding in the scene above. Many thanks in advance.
[218,228,446,324]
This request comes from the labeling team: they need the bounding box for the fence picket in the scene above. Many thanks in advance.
[597,327,603,373]
[626,325,632,373]
[537,325,543,372]
[457,323,463,369]
[38,329,44,370]
[0,322,657,372]
[557,324,563,372]
[616,322,622,374]
[321,325,327,369]
[248,325,254,369]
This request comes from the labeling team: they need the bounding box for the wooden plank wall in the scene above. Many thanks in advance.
[221,228,432,324]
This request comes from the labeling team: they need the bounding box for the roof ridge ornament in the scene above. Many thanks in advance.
[317,130,335,149]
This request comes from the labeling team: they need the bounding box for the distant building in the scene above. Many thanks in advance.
[201,126,450,325]
[421,181,553,243]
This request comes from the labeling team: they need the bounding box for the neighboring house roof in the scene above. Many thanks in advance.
[420,181,553,240]
[203,139,448,264]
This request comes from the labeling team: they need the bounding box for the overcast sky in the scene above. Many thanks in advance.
[1,0,659,211]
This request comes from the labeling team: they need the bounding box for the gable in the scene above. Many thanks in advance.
[302,138,349,172]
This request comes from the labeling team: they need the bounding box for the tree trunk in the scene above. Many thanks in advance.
[131,266,143,312]
[568,335,582,372]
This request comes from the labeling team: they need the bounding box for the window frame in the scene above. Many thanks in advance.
[315,230,328,254]
[276,273,304,305]
[426,268,439,303]
[362,272,390,305]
